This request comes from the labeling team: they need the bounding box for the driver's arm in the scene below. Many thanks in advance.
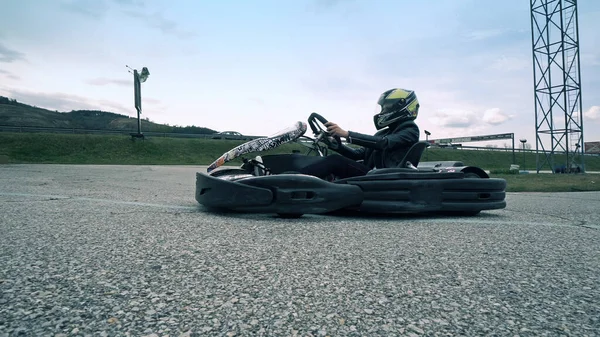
[332,142,365,160]
[346,121,420,150]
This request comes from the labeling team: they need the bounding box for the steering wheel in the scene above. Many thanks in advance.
[307,112,342,150]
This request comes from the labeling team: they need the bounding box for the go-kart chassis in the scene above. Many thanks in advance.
[195,166,507,217]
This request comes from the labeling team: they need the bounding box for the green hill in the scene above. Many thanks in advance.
[0,96,217,134]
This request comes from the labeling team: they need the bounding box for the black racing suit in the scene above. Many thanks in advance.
[298,120,420,179]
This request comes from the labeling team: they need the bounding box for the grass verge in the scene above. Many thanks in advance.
[491,173,600,192]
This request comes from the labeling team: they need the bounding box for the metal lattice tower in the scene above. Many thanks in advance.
[530,0,585,173]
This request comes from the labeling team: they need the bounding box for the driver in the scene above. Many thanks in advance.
[297,88,421,180]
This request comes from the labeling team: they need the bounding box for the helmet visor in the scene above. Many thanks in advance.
[374,103,382,115]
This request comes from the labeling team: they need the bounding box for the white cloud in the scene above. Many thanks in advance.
[0,42,26,63]
[85,77,130,86]
[122,10,198,39]
[429,109,478,128]
[144,98,162,105]
[584,106,600,120]
[60,0,110,19]
[482,108,513,125]
[428,107,513,130]
[0,69,20,80]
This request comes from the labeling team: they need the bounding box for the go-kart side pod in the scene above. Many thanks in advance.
[335,169,506,215]
[195,172,364,215]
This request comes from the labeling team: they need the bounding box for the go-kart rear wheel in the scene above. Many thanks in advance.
[277,213,304,219]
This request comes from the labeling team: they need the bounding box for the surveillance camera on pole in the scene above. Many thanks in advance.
[126,65,150,140]
[519,139,527,172]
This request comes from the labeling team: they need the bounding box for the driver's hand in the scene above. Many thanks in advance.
[325,122,349,138]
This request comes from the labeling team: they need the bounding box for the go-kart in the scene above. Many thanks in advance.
[195,113,507,218]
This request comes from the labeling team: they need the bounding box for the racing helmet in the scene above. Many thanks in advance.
[373,88,420,130]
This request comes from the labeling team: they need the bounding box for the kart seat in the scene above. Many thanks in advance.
[396,141,430,169]
[367,141,432,175]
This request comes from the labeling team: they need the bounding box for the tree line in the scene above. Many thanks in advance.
[0,96,218,134]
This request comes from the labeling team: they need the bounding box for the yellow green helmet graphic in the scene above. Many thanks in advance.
[373,88,420,129]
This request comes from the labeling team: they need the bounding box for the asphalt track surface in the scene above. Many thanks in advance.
[0,164,598,337]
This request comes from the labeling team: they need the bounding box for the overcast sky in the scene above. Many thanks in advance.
[1,0,599,148]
